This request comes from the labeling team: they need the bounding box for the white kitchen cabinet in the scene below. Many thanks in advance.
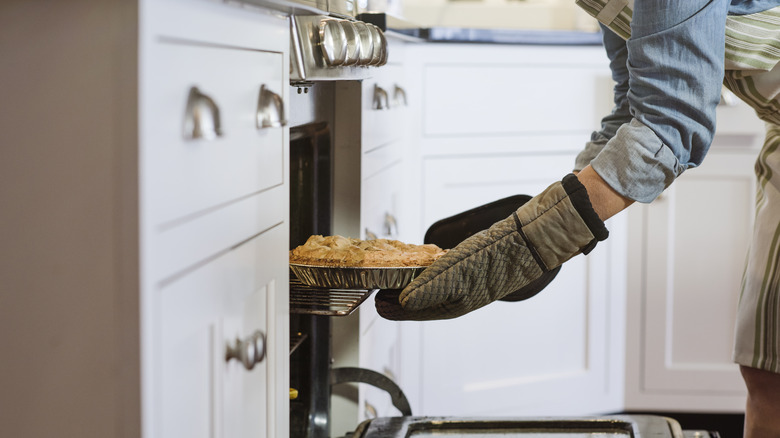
[159,225,287,438]
[0,1,290,437]
[389,42,626,417]
[623,128,760,412]
[141,3,292,437]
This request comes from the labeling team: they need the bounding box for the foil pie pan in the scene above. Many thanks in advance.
[290,264,427,290]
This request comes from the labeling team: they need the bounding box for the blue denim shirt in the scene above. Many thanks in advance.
[574,0,780,203]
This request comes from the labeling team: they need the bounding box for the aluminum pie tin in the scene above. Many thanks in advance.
[290,263,427,290]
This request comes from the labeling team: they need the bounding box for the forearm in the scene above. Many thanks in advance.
[576,165,633,221]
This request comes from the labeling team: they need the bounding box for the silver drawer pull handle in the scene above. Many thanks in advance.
[257,85,288,129]
[719,86,737,107]
[393,85,407,107]
[384,212,398,237]
[373,85,389,110]
[364,401,378,419]
[184,86,222,140]
[225,330,266,370]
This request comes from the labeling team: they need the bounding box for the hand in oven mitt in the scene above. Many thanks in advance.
[375,174,609,321]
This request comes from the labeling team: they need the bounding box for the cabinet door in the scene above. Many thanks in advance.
[625,150,754,411]
[158,225,288,438]
[405,153,624,416]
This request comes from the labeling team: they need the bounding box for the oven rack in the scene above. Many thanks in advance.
[289,331,308,355]
[289,278,377,317]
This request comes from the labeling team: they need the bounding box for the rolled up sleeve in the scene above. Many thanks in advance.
[585,0,729,203]
[575,23,633,171]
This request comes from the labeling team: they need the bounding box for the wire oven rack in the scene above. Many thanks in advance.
[289,278,377,317]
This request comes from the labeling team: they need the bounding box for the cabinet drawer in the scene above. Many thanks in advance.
[144,0,290,54]
[361,162,402,240]
[157,224,288,438]
[422,64,611,137]
[362,65,409,152]
[362,139,402,181]
[144,41,286,226]
[150,186,286,283]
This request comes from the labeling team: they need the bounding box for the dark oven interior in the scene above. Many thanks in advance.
[289,119,334,438]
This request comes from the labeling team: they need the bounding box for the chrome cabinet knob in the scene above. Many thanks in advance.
[373,84,389,110]
[374,25,388,66]
[367,24,383,66]
[256,84,287,129]
[320,19,348,66]
[184,86,223,140]
[341,21,360,66]
[225,330,266,371]
[353,21,374,66]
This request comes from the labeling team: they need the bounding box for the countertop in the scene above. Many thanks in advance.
[358,12,603,46]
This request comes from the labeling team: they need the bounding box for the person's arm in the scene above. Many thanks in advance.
[586,0,730,203]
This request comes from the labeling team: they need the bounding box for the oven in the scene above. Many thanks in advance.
[283,87,723,438]
[278,2,723,437]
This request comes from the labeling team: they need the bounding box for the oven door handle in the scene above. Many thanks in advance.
[330,366,412,416]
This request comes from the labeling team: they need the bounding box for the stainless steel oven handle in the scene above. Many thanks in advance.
[225,330,266,371]
[257,84,287,129]
[184,86,223,140]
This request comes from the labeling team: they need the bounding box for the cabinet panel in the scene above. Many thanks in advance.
[151,186,286,283]
[361,153,403,241]
[422,64,611,137]
[362,65,408,154]
[144,0,290,55]
[639,151,755,395]
[144,41,285,226]
[158,225,288,438]
[413,153,622,416]
[421,153,576,229]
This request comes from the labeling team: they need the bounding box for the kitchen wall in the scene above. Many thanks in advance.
[394,0,599,31]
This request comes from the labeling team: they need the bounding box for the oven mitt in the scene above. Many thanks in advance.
[422,193,562,303]
[375,174,608,321]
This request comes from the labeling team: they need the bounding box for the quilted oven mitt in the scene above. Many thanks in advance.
[375,174,609,321]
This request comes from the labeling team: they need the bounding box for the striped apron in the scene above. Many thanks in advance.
[576,0,780,373]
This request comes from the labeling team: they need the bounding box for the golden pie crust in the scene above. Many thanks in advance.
[290,235,447,268]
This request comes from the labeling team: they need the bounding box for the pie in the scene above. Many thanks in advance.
[289,235,447,267]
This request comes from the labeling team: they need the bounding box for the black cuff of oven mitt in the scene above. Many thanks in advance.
[561,173,609,255]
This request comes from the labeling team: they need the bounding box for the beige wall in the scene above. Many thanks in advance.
[0,1,140,436]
